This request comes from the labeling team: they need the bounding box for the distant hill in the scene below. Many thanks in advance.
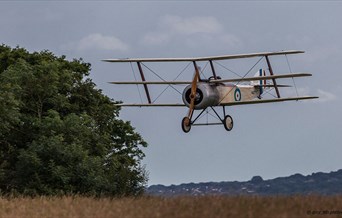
[147,169,342,196]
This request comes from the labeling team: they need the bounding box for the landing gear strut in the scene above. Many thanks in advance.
[181,106,234,133]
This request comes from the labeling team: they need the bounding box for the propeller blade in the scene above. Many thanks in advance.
[187,66,200,119]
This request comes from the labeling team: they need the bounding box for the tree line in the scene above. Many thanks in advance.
[0,45,147,196]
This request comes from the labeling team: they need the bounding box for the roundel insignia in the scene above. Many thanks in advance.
[234,88,241,101]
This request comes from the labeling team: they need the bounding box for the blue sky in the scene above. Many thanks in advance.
[1,1,341,185]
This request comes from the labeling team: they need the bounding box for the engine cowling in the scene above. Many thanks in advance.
[182,83,220,109]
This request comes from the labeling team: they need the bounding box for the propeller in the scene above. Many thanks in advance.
[184,66,200,127]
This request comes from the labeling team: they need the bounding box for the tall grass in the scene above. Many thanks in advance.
[0,195,341,218]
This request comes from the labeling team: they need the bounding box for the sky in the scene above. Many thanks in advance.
[1,1,341,186]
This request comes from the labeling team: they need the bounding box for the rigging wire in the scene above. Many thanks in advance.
[199,61,209,80]
[285,55,299,97]
[215,61,242,78]
[152,62,191,103]
[141,63,182,95]
[262,87,277,98]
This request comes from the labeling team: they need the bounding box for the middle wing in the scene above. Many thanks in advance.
[219,96,318,106]
[109,73,311,85]
[115,103,186,107]
[109,81,191,85]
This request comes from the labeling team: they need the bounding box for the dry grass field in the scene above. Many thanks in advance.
[0,195,341,218]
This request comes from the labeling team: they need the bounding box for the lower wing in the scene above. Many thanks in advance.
[115,96,318,107]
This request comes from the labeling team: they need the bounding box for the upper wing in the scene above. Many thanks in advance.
[103,50,304,63]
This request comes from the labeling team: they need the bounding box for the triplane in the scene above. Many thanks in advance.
[103,50,318,133]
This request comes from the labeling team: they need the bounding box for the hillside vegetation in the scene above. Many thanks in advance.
[148,169,342,196]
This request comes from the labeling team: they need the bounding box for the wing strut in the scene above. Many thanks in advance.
[209,60,217,79]
[137,62,152,104]
[265,55,281,98]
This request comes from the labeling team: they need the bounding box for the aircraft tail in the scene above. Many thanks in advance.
[251,69,266,97]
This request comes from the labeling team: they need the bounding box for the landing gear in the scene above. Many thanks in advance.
[181,117,191,133]
[181,107,234,133]
[223,115,234,131]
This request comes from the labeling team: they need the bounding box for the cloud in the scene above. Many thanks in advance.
[161,15,223,35]
[141,15,242,49]
[316,89,337,103]
[78,33,129,51]
[281,87,336,104]
[296,45,341,64]
[143,32,171,46]
[63,33,129,51]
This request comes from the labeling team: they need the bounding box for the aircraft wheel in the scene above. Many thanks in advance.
[223,115,233,131]
[181,117,191,133]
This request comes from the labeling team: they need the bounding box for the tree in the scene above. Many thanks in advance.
[0,45,148,196]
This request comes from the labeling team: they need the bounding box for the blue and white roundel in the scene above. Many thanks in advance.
[234,88,241,101]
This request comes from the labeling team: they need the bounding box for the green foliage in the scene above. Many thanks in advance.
[0,45,147,196]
